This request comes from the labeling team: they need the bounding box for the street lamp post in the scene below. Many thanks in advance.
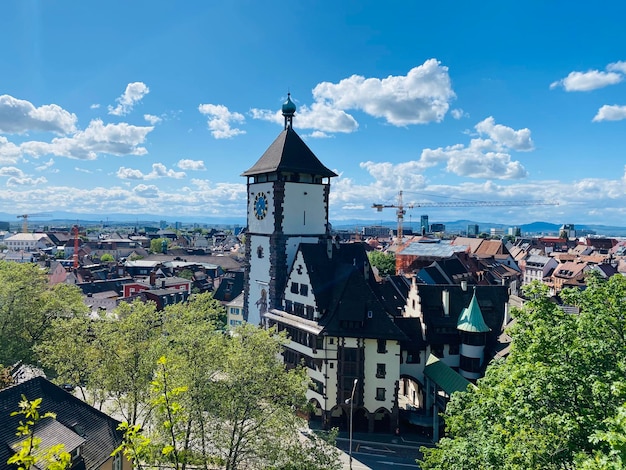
[345,378,358,470]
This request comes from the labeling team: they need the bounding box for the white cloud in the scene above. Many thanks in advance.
[593,104,626,122]
[133,184,159,198]
[420,143,528,179]
[108,82,150,116]
[198,104,245,139]
[0,166,25,177]
[144,114,162,125]
[607,61,626,74]
[116,163,186,180]
[35,158,55,171]
[250,101,359,134]
[451,108,467,120]
[550,68,623,92]
[0,95,77,134]
[177,159,205,170]
[20,119,153,160]
[90,103,101,109]
[360,161,428,189]
[0,136,22,164]
[475,116,534,151]
[6,175,47,186]
[312,59,455,126]
[74,167,93,174]
[308,130,332,139]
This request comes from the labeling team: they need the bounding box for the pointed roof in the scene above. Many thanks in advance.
[457,290,491,333]
[296,242,407,341]
[241,127,337,177]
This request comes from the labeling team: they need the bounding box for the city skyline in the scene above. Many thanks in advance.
[1,1,625,226]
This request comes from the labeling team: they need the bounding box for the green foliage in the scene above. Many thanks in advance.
[8,396,71,470]
[100,253,115,262]
[150,238,169,254]
[576,403,626,469]
[367,250,396,276]
[420,277,626,470]
[0,261,87,365]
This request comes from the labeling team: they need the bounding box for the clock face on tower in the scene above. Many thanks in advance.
[254,192,268,220]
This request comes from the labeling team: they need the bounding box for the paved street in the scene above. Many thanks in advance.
[335,432,429,469]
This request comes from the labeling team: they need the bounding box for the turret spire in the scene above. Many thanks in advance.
[282,92,296,130]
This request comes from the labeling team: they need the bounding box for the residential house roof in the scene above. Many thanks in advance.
[0,377,123,470]
[242,127,337,178]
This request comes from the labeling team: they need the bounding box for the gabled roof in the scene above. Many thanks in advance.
[424,354,472,395]
[297,242,407,341]
[0,377,122,470]
[457,290,491,333]
[242,127,337,178]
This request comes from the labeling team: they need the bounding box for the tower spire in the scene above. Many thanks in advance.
[282,92,296,130]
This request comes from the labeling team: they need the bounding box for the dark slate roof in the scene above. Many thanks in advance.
[394,317,427,350]
[213,270,245,303]
[241,128,337,178]
[298,242,407,341]
[0,377,123,470]
[416,284,507,347]
[377,275,411,317]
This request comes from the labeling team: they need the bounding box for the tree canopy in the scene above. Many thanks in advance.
[0,261,87,365]
[420,275,626,470]
[367,250,396,276]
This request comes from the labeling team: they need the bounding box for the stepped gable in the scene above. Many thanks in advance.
[242,127,337,178]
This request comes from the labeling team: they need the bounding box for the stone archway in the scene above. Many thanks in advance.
[373,407,392,433]
[308,398,323,424]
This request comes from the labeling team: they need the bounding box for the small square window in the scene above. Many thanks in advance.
[291,282,299,294]
[376,388,386,401]
[376,363,386,378]
[377,339,387,354]
[300,284,308,296]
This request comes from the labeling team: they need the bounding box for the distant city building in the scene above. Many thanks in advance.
[363,225,392,238]
[0,221,9,231]
[159,220,167,229]
[430,223,445,233]
[508,226,521,237]
[420,215,429,234]
[467,224,480,237]
[490,228,504,238]
[560,224,576,239]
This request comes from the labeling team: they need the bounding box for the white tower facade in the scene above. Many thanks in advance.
[242,95,337,325]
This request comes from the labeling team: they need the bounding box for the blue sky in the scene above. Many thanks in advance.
[1,1,626,228]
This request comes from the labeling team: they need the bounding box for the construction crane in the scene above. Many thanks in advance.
[72,225,80,269]
[16,213,51,233]
[372,191,558,240]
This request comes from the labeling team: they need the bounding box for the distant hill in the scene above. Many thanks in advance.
[1,211,625,237]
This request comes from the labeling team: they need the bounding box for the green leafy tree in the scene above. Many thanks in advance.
[100,253,115,262]
[35,314,101,404]
[367,250,396,276]
[207,324,309,470]
[420,277,626,470]
[0,261,87,365]
[93,300,165,425]
[576,402,626,469]
[150,238,169,254]
[8,396,71,470]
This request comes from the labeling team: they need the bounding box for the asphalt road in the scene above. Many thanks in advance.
[336,437,424,469]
